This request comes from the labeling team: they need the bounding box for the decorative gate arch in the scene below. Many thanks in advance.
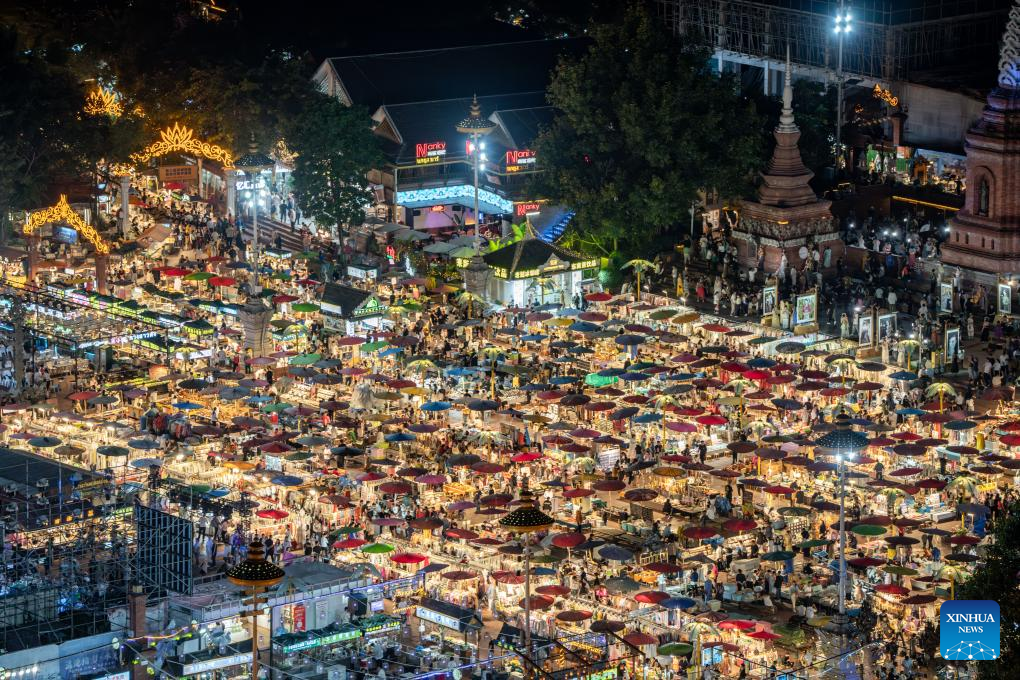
[24,195,111,255]
[131,122,235,168]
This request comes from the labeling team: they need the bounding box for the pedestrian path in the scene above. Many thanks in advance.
[241,216,305,252]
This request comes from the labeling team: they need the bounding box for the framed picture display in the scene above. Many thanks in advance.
[998,282,1012,315]
[762,285,777,316]
[939,283,954,314]
[877,313,897,343]
[794,291,818,326]
[858,314,874,347]
[945,326,961,362]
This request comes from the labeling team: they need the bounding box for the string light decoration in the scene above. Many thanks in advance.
[84,87,124,118]
[131,122,235,168]
[107,163,136,177]
[24,195,111,255]
[872,84,899,107]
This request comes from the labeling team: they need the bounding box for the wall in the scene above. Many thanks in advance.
[896,82,985,152]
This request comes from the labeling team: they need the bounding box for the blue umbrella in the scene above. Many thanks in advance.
[610,407,639,421]
[598,368,626,377]
[131,457,162,468]
[379,347,403,357]
[385,432,417,442]
[630,361,657,370]
[448,367,476,377]
[247,395,273,404]
[550,340,579,350]
[660,597,697,610]
[598,544,634,561]
[549,376,579,385]
[848,418,874,427]
[568,346,594,354]
[568,321,600,333]
[173,401,203,410]
[945,420,977,431]
[522,383,551,391]
[521,334,548,342]
[204,488,231,498]
[531,566,558,576]
[889,371,918,381]
[663,372,696,381]
[536,303,560,311]
[771,398,802,411]
[747,357,777,368]
[896,408,925,416]
[28,436,61,448]
[557,307,582,317]
[619,372,651,381]
[420,401,452,412]
[467,399,499,411]
[633,413,662,424]
[614,334,646,346]
[128,439,161,450]
[419,562,449,574]
[272,475,303,487]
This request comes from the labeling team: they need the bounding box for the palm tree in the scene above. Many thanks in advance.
[926,381,957,412]
[622,259,659,302]
[528,275,560,305]
[457,291,486,319]
[405,358,438,375]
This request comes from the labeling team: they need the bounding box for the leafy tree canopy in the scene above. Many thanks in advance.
[531,4,763,256]
[751,79,836,183]
[287,95,383,232]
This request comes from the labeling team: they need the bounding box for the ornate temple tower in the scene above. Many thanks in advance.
[734,51,842,273]
[238,298,274,358]
[941,2,1020,276]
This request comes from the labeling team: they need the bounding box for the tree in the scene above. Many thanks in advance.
[531,4,763,257]
[957,503,1020,679]
[622,258,658,301]
[287,94,383,238]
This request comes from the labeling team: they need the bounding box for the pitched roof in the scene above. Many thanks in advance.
[326,38,587,110]
[321,284,373,317]
[482,237,587,274]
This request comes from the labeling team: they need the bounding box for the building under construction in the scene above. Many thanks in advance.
[657,0,1012,150]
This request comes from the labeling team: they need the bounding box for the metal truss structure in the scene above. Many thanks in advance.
[657,0,1011,82]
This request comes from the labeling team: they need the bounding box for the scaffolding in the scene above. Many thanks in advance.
[657,0,1010,82]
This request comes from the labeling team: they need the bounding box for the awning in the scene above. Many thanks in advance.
[416,598,482,632]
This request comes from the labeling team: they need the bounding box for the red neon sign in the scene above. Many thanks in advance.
[415,141,447,165]
[515,203,541,217]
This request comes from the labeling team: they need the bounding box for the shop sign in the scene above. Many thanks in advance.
[515,202,541,217]
[282,637,319,653]
[415,141,446,165]
[76,330,159,350]
[416,606,461,631]
[293,604,306,632]
[352,298,387,319]
[158,165,197,182]
[181,652,249,676]
[505,149,536,173]
[361,620,401,635]
[319,629,363,645]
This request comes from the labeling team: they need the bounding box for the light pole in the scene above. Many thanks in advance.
[236,137,275,292]
[814,413,867,675]
[499,484,554,660]
[227,541,285,680]
[456,95,497,252]
[833,3,853,173]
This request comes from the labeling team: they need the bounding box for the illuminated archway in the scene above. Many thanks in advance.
[131,122,235,168]
[24,195,111,255]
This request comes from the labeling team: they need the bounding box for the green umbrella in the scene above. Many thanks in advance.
[748,336,773,345]
[294,251,318,260]
[259,288,279,298]
[292,302,320,313]
[270,272,293,281]
[286,450,315,461]
[362,340,389,352]
[530,554,562,564]
[189,484,211,494]
[778,506,811,517]
[762,550,795,562]
[851,524,887,536]
[270,319,296,330]
[361,543,395,554]
[649,310,677,321]
[184,271,215,281]
[657,643,693,656]
[262,402,293,413]
[332,526,362,536]
[797,538,831,549]
[290,353,321,366]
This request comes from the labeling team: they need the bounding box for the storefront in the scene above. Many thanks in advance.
[415,597,482,640]
[468,236,597,307]
[320,283,390,335]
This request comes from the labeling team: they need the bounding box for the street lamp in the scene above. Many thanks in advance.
[455,95,497,252]
[833,2,853,172]
[814,412,867,674]
[235,136,275,290]
[499,484,554,659]
[227,541,285,680]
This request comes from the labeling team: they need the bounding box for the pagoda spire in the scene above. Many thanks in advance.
[998,0,1020,88]
[777,45,797,133]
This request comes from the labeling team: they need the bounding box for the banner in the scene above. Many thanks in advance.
[158,165,197,182]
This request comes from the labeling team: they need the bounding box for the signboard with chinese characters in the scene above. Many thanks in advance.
[505,149,536,173]
[158,165,197,182]
[416,605,461,630]
[182,652,250,676]
[515,202,541,217]
[415,141,447,165]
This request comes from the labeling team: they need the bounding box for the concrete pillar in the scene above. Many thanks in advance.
[239,299,274,357]
[26,234,39,283]
[197,158,204,199]
[763,60,770,95]
[226,168,237,220]
[890,111,907,148]
[128,584,151,680]
[95,254,108,295]
[119,175,131,237]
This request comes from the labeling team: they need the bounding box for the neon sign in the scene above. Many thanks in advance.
[515,202,541,217]
[397,185,513,213]
[505,149,536,173]
[415,141,447,165]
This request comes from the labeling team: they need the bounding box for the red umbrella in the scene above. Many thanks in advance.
[746,631,782,641]
[949,535,981,545]
[1000,433,1020,447]
[623,632,659,646]
[491,570,524,584]
[445,528,479,540]
[700,324,731,333]
[718,620,756,631]
[723,519,757,533]
[684,526,718,540]
[847,557,885,568]
[890,432,922,441]
[333,538,367,549]
[471,462,505,474]
[556,610,593,622]
[552,532,587,549]
[209,276,236,287]
[644,561,683,573]
[562,488,595,498]
[634,591,670,604]
[536,584,571,597]
[590,620,626,633]
[256,509,289,519]
[875,584,909,595]
[520,595,554,610]
[378,481,413,494]
[390,552,428,564]
[592,480,627,492]
[666,422,698,433]
[68,391,100,401]
[441,570,478,581]
[510,452,544,463]
[585,292,613,302]
[695,415,727,426]
[161,267,191,277]
[764,485,794,495]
